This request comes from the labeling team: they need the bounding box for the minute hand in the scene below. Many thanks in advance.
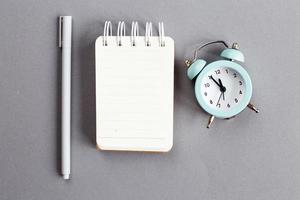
[209,75,221,88]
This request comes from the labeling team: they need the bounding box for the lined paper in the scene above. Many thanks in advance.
[95,36,174,151]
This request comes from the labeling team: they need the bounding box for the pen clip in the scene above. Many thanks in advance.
[58,16,63,48]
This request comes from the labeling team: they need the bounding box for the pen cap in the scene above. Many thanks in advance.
[59,16,72,48]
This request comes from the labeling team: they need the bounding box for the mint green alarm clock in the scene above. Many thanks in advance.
[185,41,259,128]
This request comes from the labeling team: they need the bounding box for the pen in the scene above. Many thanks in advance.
[59,16,72,180]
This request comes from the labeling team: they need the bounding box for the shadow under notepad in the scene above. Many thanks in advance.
[77,23,104,146]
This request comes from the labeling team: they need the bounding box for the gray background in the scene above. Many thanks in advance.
[1,0,300,199]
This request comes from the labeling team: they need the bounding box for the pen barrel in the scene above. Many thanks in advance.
[62,47,71,178]
[60,16,72,179]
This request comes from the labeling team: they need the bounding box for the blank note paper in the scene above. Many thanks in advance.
[95,35,174,152]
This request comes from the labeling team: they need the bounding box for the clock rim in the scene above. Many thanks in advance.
[194,60,252,118]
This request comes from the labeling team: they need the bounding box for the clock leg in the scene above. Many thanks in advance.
[207,115,215,128]
[247,103,259,113]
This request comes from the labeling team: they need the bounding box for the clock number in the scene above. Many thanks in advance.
[239,81,243,85]
[227,103,230,108]
[225,69,229,74]
[235,98,238,103]
[210,100,213,104]
[215,70,221,75]
[204,92,208,96]
[216,103,221,108]
[204,83,210,87]
[239,90,242,95]
[233,73,237,78]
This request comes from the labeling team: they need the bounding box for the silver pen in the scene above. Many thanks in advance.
[58,16,72,180]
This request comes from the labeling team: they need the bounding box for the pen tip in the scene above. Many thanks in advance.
[63,174,70,180]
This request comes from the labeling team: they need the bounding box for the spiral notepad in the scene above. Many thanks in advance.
[95,21,174,152]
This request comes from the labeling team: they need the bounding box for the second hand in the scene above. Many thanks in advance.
[218,78,226,101]
[216,92,222,106]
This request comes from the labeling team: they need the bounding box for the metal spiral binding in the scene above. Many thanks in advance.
[102,21,165,47]
[158,22,165,47]
[131,21,139,46]
[145,22,153,46]
[117,21,126,46]
[103,21,112,46]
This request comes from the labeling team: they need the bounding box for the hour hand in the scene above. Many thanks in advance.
[209,75,221,88]
[218,78,224,88]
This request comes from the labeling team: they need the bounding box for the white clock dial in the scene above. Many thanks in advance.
[200,67,246,111]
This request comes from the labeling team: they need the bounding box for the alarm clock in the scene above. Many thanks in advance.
[185,41,259,128]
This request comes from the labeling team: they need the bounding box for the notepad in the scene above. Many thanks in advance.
[95,21,174,152]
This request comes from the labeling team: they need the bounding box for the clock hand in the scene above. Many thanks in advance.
[218,78,226,100]
[218,78,226,91]
[209,75,222,88]
[216,92,222,106]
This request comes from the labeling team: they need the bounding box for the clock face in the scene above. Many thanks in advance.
[200,67,246,111]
